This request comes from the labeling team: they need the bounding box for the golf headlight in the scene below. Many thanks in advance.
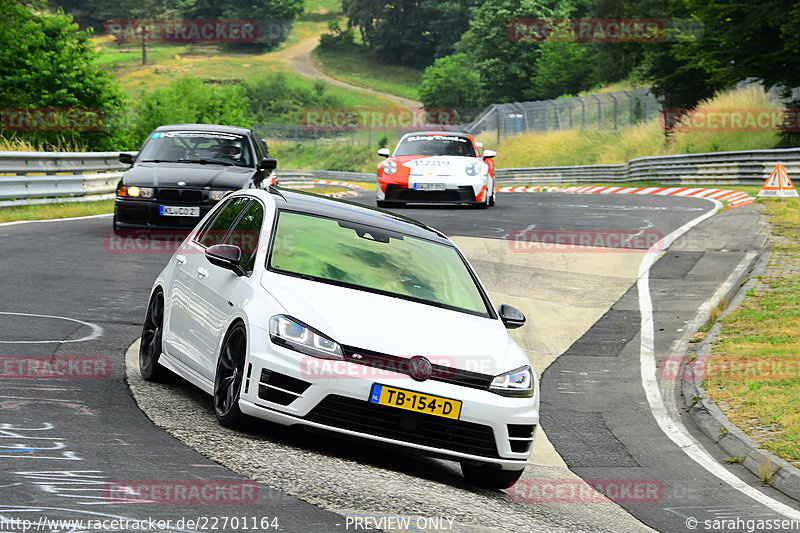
[210,190,234,201]
[490,366,534,397]
[125,186,154,198]
[269,315,343,360]
[382,160,397,175]
[465,161,483,176]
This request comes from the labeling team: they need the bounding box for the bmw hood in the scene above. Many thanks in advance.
[123,163,254,189]
[261,272,522,375]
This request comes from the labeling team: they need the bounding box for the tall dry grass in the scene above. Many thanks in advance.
[480,86,787,168]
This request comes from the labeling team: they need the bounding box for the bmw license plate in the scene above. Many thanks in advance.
[160,205,200,217]
[414,183,446,191]
[369,384,461,420]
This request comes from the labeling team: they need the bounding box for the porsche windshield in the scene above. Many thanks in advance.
[394,135,477,157]
[139,131,253,167]
[268,211,490,316]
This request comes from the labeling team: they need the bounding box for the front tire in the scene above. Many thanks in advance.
[214,323,247,428]
[139,290,172,382]
[461,462,525,489]
[488,182,496,207]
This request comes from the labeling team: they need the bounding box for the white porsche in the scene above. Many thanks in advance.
[139,187,538,488]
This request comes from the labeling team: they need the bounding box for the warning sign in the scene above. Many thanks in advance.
[758,163,799,198]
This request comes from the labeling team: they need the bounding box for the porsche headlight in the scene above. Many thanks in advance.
[465,161,483,177]
[210,190,234,201]
[490,366,534,397]
[269,315,343,360]
[382,160,398,175]
[122,186,154,198]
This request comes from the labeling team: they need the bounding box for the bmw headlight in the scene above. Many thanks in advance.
[382,160,397,175]
[209,190,234,201]
[120,186,154,198]
[465,161,483,177]
[269,315,343,360]
[490,366,534,397]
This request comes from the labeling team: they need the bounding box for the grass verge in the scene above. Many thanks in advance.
[0,200,114,223]
[706,197,800,468]
[311,47,422,101]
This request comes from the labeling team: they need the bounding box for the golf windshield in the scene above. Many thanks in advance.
[394,134,476,157]
[268,211,490,316]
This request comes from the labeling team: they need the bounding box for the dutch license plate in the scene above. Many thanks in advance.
[414,183,446,191]
[160,205,200,217]
[369,384,462,420]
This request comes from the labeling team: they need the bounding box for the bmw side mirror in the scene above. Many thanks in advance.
[259,157,277,171]
[498,304,525,329]
[206,244,246,277]
[483,150,496,159]
[119,152,134,165]
[377,148,391,157]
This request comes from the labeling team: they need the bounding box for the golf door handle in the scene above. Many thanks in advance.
[196,267,208,278]
[175,255,186,265]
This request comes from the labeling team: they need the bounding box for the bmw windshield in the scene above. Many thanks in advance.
[138,131,254,167]
[268,211,491,316]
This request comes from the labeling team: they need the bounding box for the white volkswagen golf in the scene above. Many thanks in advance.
[140,188,538,488]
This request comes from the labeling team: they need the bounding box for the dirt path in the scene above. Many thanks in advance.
[276,36,422,109]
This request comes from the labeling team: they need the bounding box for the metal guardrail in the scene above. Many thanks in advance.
[495,148,800,186]
[2,148,799,205]
[0,151,135,203]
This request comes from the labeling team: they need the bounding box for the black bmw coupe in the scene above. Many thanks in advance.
[114,124,277,231]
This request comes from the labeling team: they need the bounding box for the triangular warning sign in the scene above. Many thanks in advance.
[758,163,799,198]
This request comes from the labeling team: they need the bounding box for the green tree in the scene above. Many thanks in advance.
[181,0,303,21]
[528,41,593,100]
[456,0,555,106]
[342,0,476,68]
[419,54,481,109]
[0,0,129,150]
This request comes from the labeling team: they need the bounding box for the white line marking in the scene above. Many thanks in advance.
[0,213,112,227]
[637,200,800,520]
[0,312,103,344]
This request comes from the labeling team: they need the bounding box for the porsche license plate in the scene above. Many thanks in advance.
[369,384,461,420]
[414,183,446,191]
[160,205,200,217]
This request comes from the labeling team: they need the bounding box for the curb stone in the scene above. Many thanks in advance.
[681,249,800,501]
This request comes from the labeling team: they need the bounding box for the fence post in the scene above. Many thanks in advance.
[609,92,618,130]
[622,90,634,125]
[580,97,586,128]
[591,94,602,130]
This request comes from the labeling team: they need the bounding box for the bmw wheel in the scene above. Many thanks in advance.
[214,323,247,428]
[139,290,172,382]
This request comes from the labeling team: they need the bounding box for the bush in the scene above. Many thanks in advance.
[243,72,344,125]
[132,77,251,142]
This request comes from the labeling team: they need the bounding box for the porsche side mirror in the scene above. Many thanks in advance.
[498,304,525,329]
[206,244,246,277]
[259,157,277,171]
[483,150,496,159]
[377,148,391,157]
[119,152,134,165]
